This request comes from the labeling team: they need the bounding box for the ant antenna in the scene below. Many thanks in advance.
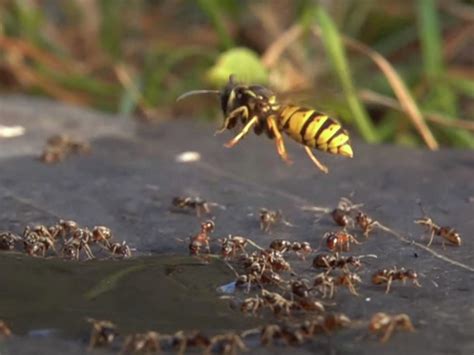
[416,199,428,217]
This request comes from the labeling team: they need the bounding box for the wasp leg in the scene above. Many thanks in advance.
[304,146,329,174]
[224,116,258,148]
[267,117,292,164]
[215,106,249,135]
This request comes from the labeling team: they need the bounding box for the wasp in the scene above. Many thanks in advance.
[177,75,353,173]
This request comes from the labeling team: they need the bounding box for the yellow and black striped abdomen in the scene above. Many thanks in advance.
[278,105,353,158]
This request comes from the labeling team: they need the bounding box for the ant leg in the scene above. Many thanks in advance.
[304,146,329,174]
[329,283,335,298]
[427,230,435,247]
[413,279,422,288]
[215,106,249,134]
[224,116,258,148]
[177,339,187,355]
[402,317,416,332]
[348,280,359,296]
[84,245,95,260]
[385,276,393,294]
[267,117,292,164]
[381,321,396,343]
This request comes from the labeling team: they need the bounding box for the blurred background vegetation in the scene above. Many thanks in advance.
[0,0,473,148]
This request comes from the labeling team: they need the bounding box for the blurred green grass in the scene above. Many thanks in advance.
[0,0,472,148]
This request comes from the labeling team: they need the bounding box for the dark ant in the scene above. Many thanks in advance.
[324,231,360,252]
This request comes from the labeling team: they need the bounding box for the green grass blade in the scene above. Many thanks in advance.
[196,0,234,50]
[84,264,145,300]
[417,0,473,147]
[315,6,379,143]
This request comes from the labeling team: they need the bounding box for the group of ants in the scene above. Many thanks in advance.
[0,220,133,260]
[0,195,462,354]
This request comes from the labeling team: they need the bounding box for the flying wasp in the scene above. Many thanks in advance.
[177,75,353,173]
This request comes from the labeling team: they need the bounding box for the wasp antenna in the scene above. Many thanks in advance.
[176,90,221,102]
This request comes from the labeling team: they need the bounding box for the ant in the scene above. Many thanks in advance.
[324,231,360,252]
[92,226,113,248]
[369,312,415,342]
[48,219,79,241]
[169,330,211,355]
[86,318,117,348]
[355,211,378,238]
[290,279,312,298]
[40,134,90,164]
[331,197,364,227]
[189,220,215,256]
[0,320,12,338]
[122,331,162,354]
[313,253,377,272]
[302,313,352,336]
[269,239,312,259]
[414,204,461,247]
[171,196,214,217]
[62,228,94,260]
[0,231,21,251]
[372,267,421,293]
[257,324,306,346]
[260,208,292,233]
[219,235,262,259]
[22,227,56,257]
[313,271,361,298]
[209,332,247,354]
[109,241,133,258]
[240,295,266,315]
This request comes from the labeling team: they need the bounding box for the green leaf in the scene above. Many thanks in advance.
[206,47,268,87]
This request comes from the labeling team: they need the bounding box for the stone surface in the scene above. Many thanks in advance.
[0,96,473,354]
